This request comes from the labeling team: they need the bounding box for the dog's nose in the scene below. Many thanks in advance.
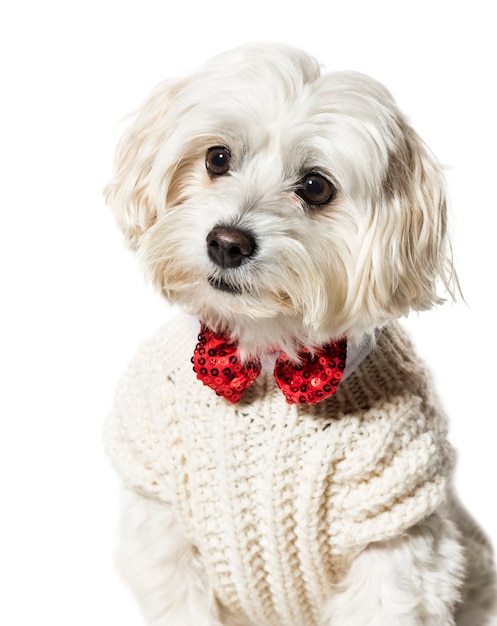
[206,227,256,268]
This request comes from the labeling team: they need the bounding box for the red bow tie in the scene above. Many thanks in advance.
[192,324,347,405]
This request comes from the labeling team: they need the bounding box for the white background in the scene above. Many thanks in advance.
[1,1,496,623]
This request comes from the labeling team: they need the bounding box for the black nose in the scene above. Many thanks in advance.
[206,226,256,268]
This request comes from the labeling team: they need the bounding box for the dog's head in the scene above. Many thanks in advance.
[106,43,456,359]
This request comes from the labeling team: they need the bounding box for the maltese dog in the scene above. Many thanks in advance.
[105,43,496,625]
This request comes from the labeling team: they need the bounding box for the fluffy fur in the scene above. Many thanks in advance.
[105,43,456,358]
[105,43,496,625]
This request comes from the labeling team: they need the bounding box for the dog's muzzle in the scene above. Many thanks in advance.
[206,226,256,294]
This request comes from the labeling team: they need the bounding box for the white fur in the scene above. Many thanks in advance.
[105,43,457,358]
[321,513,464,626]
[117,489,224,626]
[106,43,495,624]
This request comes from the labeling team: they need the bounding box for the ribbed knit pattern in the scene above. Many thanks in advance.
[105,315,458,626]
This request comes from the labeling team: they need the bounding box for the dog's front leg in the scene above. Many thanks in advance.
[117,488,223,626]
[320,513,465,626]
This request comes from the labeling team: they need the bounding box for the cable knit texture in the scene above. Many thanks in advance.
[106,315,464,626]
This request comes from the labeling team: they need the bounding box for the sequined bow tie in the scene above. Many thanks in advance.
[192,324,347,405]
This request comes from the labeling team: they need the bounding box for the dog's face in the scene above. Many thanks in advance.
[106,43,455,359]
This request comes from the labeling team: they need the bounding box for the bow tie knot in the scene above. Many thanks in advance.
[192,324,347,405]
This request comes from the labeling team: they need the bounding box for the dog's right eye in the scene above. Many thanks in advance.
[296,173,336,207]
[206,147,231,177]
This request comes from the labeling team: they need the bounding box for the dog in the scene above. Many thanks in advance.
[105,43,497,626]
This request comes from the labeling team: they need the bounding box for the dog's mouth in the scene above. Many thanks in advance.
[208,276,242,295]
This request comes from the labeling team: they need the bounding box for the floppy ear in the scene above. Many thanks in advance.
[357,122,459,320]
[104,78,186,249]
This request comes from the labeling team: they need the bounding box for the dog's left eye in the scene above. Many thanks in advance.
[206,146,231,177]
[297,173,336,207]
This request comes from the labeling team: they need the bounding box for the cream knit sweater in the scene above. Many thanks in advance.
[105,315,491,625]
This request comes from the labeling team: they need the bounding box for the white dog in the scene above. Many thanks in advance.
[105,43,496,626]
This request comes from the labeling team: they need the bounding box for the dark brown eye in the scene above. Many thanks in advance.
[206,146,231,177]
[297,173,336,206]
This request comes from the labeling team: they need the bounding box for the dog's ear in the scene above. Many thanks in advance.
[104,78,186,249]
[361,123,459,319]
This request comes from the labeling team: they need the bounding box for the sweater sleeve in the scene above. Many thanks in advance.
[104,316,194,504]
